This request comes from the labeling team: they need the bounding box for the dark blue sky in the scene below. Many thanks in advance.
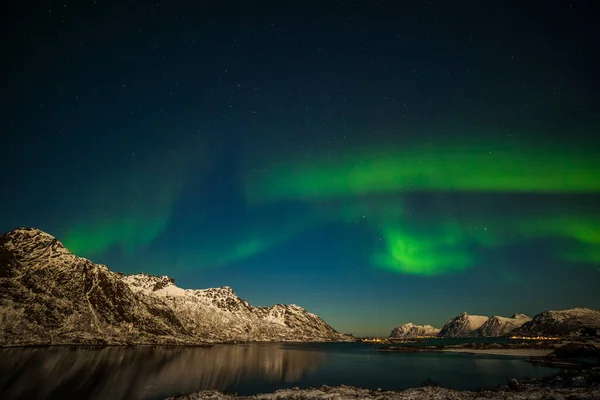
[2,0,599,336]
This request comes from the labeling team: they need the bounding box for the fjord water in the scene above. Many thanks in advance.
[0,342,556,400]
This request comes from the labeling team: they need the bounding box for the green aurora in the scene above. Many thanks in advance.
[5,0,599,337]
[60,135,600,277]
[373,223,473,276]
[372,212,600,276]
[62,142,205,257]
[245,137,600,202]
[243,137,600,276]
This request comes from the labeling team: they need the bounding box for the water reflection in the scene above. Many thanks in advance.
[0,344,325,400]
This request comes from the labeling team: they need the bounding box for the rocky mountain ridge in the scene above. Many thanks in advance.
[513,308,600,337]
[398,309,598,338]
[438,312,490,337]
[121,273,344,342]
[436,312,538,338]
[473,314,531,337]
[389,323,440,338]
[0,228,350,346]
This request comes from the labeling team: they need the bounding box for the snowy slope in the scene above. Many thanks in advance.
[0,228,350,346]
[438,313,489,337]
[513,308,600,337]
[389,323,440,338]
[438,312,535,338]
[121,274,348,342]
[473,314,531,337]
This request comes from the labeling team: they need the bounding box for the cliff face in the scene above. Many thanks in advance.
[0,228,350,346]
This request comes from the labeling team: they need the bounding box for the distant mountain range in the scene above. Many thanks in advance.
[0,228,351,346]
[438,312,531,338]
[390,309,600,338]
[475,313,531,337]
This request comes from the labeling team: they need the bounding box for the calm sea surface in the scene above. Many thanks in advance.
[0,341,557,400]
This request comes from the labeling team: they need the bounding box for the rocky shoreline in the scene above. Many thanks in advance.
[375,340,561,353]
[166,368,600,399]
[377,341,600,368]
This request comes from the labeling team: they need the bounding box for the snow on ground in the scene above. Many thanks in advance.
[465,315,489,330]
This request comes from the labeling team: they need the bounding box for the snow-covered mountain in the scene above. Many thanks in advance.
[472,313,531,337]
[121,274,348,342]
[513,308,600,337]
[0,228,350,346]
[438,312,535,338]
[438,312,489,337]
[389,323,440,338]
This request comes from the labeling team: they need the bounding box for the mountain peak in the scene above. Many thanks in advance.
[7,227,53,237]
[0,227,350,345]
[201,285,237,298]
[389,322,440,338]
[1,228,78,278]
[473,314,532,337]
[1,227,64,250]
[514,308,600,337]
[439,313,489,337]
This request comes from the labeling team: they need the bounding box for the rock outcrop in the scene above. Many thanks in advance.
[389,323,440,338]
[0,228,350,346]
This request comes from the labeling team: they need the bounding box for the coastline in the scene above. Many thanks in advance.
[166,368,600,400]
[376,341,561,355]
[2,339,597,399]
[0,339,353,349]
[0,343,215,349]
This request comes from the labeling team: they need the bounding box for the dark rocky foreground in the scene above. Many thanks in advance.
[167,369,600,400]
[528,342,600,368]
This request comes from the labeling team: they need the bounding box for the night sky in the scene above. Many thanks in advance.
[2,1,599,336]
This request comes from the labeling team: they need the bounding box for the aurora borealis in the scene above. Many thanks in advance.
[2,1,599,335]
[245,138,600,202]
